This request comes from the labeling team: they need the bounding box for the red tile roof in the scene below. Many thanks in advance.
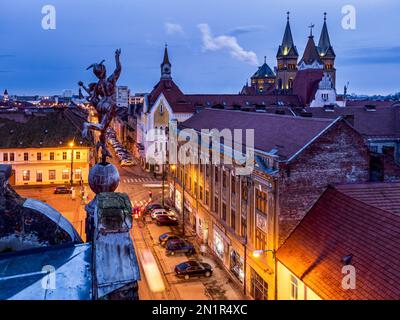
[304,105,400,138]
[180,108,337,160]
[185,94,301,109]
[147,79,195,114]
[335,182,400,216]
[276,184,400,300]
[292,69,323,105]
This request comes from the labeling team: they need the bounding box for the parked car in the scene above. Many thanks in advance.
[159,232,182,246]
[156,215,179,226]
[166,239,196,256]
[144,203,163,215]
[174,261,213,280]
[151,208,169,219]
[121,160,135,167]
[151,208,175,220]
[54,186,72,194]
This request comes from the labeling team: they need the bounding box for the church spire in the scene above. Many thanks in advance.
[318,12,335,58]
[161,43,172,80]
[277,11,298,58]
[298,25,323,68]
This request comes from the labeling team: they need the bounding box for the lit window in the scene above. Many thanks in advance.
[76,152,81,160]
[75,169,82,180]
[49,170,56,180]
[290,275,298,300]
[62,170,69,180]
[23,170,30,181]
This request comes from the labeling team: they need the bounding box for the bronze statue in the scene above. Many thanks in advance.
[79,49,122,164]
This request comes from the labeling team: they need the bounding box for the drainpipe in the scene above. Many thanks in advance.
[273,178,279,300]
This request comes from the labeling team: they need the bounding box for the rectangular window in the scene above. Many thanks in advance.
[75,169,82,180]
[37,152,42,161]
[214,196,219,213]
[3,153,8,162]
[199,185,203,201]
[231,209,236,230]
[36,171,43,182]
[255,229,267,251]
[62,152,67,160]
[250,268,268,300]
[231,176,236,194]
[290,275,298,300]
[222,171,227,188]
[241,180,248,202]
[205,190,209,206]
[194,181,197,197]
[222,203,227,221]
[22,170,30,181]
[241,216,247,238]
[50,152,55,161]
[214,167,219,183]
[76,151,81,160]
[24,153,29,161]
[10,153,15,162]
[62,169,69,180]
[49,170,56,180]
[256,189,268,214]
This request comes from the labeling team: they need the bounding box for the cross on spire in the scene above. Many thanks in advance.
[324,12,327,22]
[308,23,315,37]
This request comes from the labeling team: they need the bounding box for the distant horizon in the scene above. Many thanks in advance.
[1,0,399,96]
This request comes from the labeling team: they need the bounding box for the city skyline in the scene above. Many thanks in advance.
[0,0,399,96]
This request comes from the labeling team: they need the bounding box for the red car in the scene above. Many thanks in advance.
[155,215,179,226]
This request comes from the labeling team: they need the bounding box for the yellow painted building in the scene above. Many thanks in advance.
[277,262,321,300]
[0,108,93,186]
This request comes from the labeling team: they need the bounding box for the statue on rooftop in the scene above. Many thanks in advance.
[79,49,122,164]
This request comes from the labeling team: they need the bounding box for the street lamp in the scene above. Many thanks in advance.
[252,249,275,259]
[69,141,74,187]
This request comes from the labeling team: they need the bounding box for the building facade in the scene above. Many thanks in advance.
[0,108,93,186]
[168,109,371,300]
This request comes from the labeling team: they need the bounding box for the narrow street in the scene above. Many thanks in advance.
[16,156,245,300]
[112,157,245,300]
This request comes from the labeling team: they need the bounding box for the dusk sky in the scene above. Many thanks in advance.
[0,0,399,96]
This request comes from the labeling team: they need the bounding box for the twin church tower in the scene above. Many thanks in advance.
[245,12,336,95]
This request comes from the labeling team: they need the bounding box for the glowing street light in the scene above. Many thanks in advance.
[252,249,275,259]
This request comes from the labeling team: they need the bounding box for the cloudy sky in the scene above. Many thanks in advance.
[0,0,399,96]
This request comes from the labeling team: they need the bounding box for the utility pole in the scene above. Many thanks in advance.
[182,163,185,237]
[69,142,74,187]
[161,156,165,207]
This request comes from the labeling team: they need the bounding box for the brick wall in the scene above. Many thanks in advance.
[277,120,370,246]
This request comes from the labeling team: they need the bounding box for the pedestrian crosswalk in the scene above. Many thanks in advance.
[122,177,160,184]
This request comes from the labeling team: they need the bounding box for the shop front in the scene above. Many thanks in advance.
[230,249,245,283]
[212,224,231,266]
[175,189,182,212]
[196,211,209,244]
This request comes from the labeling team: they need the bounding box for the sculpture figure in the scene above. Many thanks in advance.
[79,49,122,163]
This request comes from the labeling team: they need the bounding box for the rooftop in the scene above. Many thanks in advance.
[0,108,92,149]
[276,184,400,300]
[180,108,339,160]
